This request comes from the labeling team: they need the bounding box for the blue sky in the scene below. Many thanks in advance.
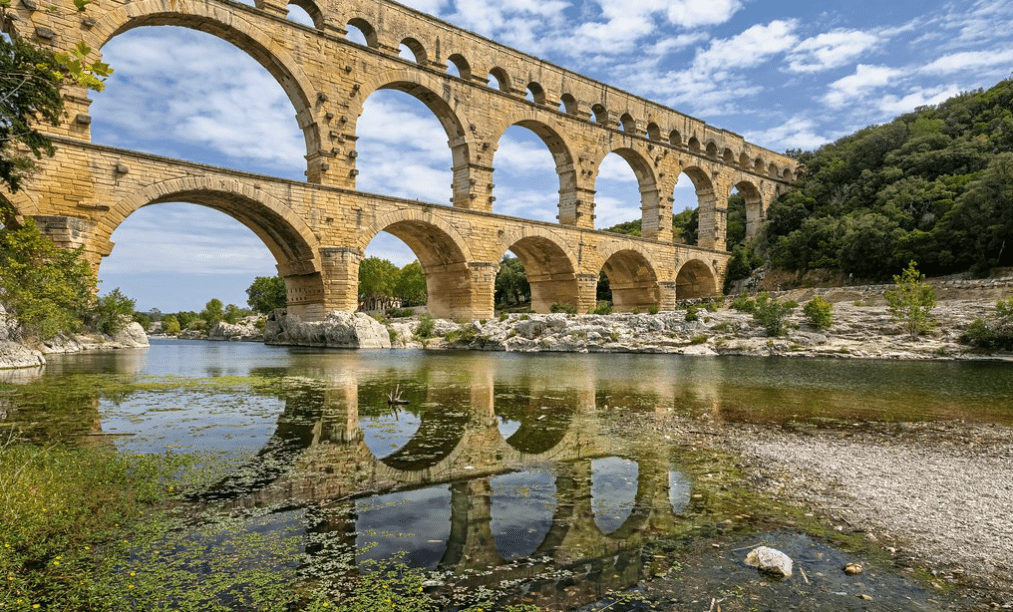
[87,0,1013,312]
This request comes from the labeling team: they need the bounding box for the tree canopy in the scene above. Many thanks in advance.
[762,78,1013,278]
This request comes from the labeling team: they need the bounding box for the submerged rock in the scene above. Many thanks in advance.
[265,311,391,349]
[744,546,794,579]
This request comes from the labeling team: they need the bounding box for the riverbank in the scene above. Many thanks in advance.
[644,416,1013,609]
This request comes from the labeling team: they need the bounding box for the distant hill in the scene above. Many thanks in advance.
[763,77,1013,279]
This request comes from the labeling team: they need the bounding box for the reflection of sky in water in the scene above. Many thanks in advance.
[490,469,556,559]
[140,338,297,377]
[361,411,422,459]
[356,486,452,570]
[497,416,522,440]
[591,457,639,534]
[669,470,692,514]
[99,391,285,458]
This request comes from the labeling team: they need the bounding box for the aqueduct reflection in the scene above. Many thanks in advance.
[197,354,699,608]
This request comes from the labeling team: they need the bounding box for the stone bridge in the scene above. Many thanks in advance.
[3,0,796,320]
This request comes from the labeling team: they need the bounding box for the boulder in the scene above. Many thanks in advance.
[208,320,262,342]
[112,322,150,348]
[265,311,392,349]
[0,340,46,370]
[744,546,793,579]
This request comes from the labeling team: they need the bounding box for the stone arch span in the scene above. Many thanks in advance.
[498,228,580,314]
[491,118,578,221]
[732,179,764,241]
[86,0,323,179]
[594,148,660,234]
[676,259,717,300]
[100,177,325,316]
[359,211,475,319]
[356,70,474,208]
[595,245,661,313]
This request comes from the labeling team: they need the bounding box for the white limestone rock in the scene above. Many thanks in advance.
[265,311,392,349]
[111,322,150,348]
[0,340,46,370]
[744,546,793,579]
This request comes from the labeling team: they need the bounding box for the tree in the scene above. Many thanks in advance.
[885,261,936,338]
[0,216,95,340]
[358,257,400,311]
[752,292,797,337]
[246,276,287,314]
[90,287,136,335]
[1,24,112,194]
[223,303,250,324]
[200,298,224,327]
[160,315,181,335]
[395,261,427,306]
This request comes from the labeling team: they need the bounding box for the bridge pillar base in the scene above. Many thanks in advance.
[576,273,599,314]
[427,261,496,321]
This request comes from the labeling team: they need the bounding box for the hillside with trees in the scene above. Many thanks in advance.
[758,77,1013,280]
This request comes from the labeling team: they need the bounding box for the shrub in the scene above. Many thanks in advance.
[415,313,435,338]
[388,327,398,344]
[387,307,414,319]
[731,295,757,313]
[648,305,659,315]
[160,315,181,335]
[885,261,936,338]
[550,302,577,314]
[690,334,708,345]
[685,305,700,322]
[590,301,613,315]
[498,312,509,322]
[803,296,834,330]
[961,296,1013,350]
[753,292,796,337]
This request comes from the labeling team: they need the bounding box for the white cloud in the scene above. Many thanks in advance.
[663,0,744,28]
[693,20,799,73]
[920,49,1013,75]
[743,117,834,152]
[874,85,961,116]
[786,30,881,73]
[823,64,904,108]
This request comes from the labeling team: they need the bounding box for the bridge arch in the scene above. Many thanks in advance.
[732,179,764,241]
[86,0,323,177]
[356,69,474,208]
[498,228,580,314]
[593,147,659,233]
[595,245,661,313]
[491,118,578,221]
[359,210,475,319]
[675,258,717,300]
[98,176,324,315]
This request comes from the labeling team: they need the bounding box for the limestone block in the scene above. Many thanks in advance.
[265,311,392,349]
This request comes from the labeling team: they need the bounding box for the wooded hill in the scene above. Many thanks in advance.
[606,77,1013,283]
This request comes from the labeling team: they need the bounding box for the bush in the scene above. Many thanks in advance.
[387,307,414,319]
[550,302,577,314]
[731,295,757,313]
[685,305,700,322]
[803,296,834,330]
[690,334,708,345]
[885,261,936,338]
[160,315,181,335]
[590,301,613,315]
[961,296,1013,350]
[415,313,435,338]
[753,292,796,337]
[90,288,136,335]
[648,305,660,315]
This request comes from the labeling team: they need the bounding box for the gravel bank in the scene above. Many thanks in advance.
[722,421,1013,602]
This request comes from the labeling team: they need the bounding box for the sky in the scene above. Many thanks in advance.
[85,0,1013,312]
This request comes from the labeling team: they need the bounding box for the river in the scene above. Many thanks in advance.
[3,339,1012,610]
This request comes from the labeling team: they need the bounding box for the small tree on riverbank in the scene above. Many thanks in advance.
[885,261,936,338]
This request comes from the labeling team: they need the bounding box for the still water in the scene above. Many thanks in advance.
[4,340,1013,609]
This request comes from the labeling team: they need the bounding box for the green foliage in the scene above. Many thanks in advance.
[414,313,435,339]
[961,295,1013,350]
[723,241,764,293]
[601,220,641,236]
[752,292,796,337]
[803,296,834,330]
[550,302,577,314]
[884,261,936,338]
[246,275,287,314]
[222,303,250,325]
[160,315,181,335]
[763,78,1013,278]
[495,256,530,306]
[648,304,660,315]
[131,311,152,332]
[90,288,136,335]
[731,295,757,313]
[386,307,414,319]
[394,261,427,306]
[200,298,224,327]
[589,301,613,315]
[685,305,700,322]
[1,34,111,194]
[690,334,708,345]
[0,217,96,340]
